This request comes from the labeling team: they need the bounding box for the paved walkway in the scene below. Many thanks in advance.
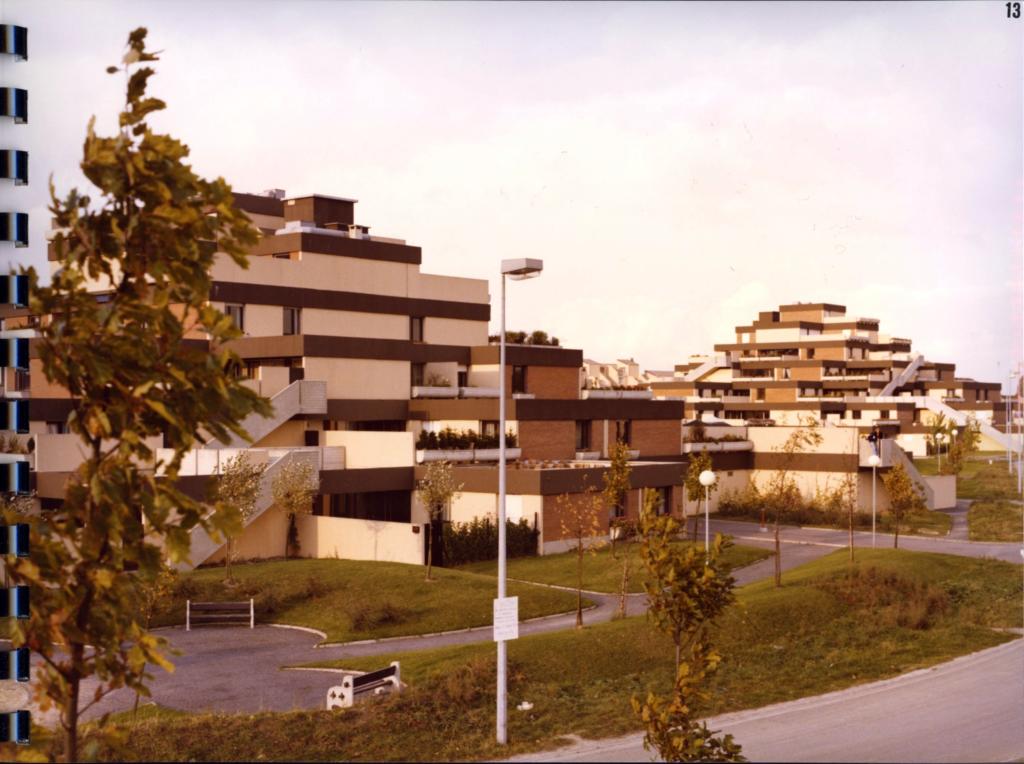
[31,517,1022,726]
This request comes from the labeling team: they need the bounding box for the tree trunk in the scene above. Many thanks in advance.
[773,514,781,587]
[575,542,583,628]
[848,510,854,564]
[64,663,81,763]
[617,555,629,619]
[893,512,900,549]
[425,519,434,581]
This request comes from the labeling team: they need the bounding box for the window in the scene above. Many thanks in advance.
[46,421,67,435]
[575,420,591,451]
[457,370,468,387]
[410,316,424,343]
[653,486,672,515]
[224,303,244,332]
[852,410,862,420]
[807,348,816,360]
[615,419,632,446]
[481,420,499,440]
[283,307,301,336]
[411,363,425,387]
[512,366,526,394]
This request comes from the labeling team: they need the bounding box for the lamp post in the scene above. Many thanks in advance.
[867,453,881,549]
[496,257,542,746]
[699,469,715,563]
[936,432,946,473]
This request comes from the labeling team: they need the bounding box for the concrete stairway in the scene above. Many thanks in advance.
[879,353,924,396]
[179,447,322,570]
[210,380,327,448]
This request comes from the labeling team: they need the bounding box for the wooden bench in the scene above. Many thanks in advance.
[186,599,254,630]
[326,662,401,709]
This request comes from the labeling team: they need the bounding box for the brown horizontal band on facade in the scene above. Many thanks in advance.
[250,231,422,265]
[515,398,687,421]
[211,281,491,322]
[28,336,211,360]
[428,461,688,496]
[714,339,857,351]
[735,359,827,369]
[731,381,803,389]
[223,334,471,365]
[843,401,916,410]
[28,398,75,422]
[320,467,414,493]
[326,399,410,421]
[753,452,859,472]
[233,192,285,218]
[176,467,415,502]
[470,345,585,368]
[408,398,511,421]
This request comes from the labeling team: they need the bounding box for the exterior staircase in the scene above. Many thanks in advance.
[683,355,727,382]
[179,447,322,570]
[866,394,1022,454]
[210,380,327,448]
[878,353,924,396]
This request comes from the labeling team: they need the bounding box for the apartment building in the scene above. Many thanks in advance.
[651,302,1014,457]
[4,190,733,564]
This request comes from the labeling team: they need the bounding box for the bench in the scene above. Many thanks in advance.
[186,599,254,630]
[326,662,401,709]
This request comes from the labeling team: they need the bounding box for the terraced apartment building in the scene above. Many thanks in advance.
[1,190,726,563]
[651,302,1013,457]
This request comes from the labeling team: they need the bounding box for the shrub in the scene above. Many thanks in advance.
[416,429,518,450]
[443,517,539,566]
[348,601,411,632]
[818,566,949,630]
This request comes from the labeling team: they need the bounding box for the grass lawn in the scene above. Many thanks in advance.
[713,510,952,538]
[151,558,584,643]
[915,455,1021,501]
[71,549,1022,762]
[967,500,1024,542]
[458,540,772,593]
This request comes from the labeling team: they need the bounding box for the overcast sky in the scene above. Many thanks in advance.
[1,1,1021,388]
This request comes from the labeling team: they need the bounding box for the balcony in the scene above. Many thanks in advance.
[681,440,753,454]
[159,445,345,476]
[34,433,164,474]
[411,386,459,399]
[581,389,653,400]
[416,447,522,464]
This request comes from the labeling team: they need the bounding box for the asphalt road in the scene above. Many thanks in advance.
[508,636,1024,763]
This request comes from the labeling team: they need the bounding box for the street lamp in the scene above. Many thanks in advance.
[496,257,542,746]
[936,432,946,473]
[867,453,881,549]
[699,469,715,563]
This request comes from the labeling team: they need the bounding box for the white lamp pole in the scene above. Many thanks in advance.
[868,453,881,548]
[496,258,542,746]
[699,469,715,563]
[937,432,946,472]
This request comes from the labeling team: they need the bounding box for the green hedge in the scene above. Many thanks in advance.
[417,428,519,450]
[443,517,539,566]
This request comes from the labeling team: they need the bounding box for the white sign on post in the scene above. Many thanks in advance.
[493,596,519,642]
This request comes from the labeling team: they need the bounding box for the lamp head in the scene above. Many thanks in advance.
[501,258,543,280]
[699,469,716,487]
[867,454,881,467]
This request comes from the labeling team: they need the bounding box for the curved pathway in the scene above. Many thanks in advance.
[33,518,1022,726]
[508,636,1024,763]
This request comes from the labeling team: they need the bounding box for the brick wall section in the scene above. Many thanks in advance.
[526,366,580,399]
[792,366,822,381]
[630,419,681,457]
[518,420,576,460]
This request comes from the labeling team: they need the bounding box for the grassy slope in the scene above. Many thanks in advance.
[968,500,1023,542]
[152,558,582,643]
[713,509,952,537]
[915,455,1020,500]
[458,541,772,593]
[83,549,1022,762]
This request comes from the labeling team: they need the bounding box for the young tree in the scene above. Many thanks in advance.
[880,461,926,549]
[1,28,270,761]
[762,419,822,587]
[603,440,634,615]
[556,486,605,628]
[684,451,713,542]
[837,472,858,564]
[633,489,744,762]
[416,460,463,581]
[214,453,267,581]
[271,457,319,559]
